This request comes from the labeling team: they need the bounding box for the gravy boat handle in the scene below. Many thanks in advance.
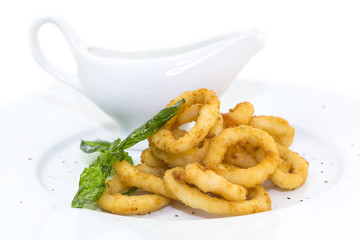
[29,16,86,91]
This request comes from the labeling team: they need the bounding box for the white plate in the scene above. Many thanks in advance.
[1,80,359,240]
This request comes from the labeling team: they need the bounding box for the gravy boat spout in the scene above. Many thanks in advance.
[29,16,265,132]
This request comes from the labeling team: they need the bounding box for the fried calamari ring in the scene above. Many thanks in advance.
[114,161,176,199]
[148,88,220,154]
[183,162,247,202]
[223,143,259,168]
[175,104,202,127]
[249,115,295,147]
[96,175,171,215]
[135,164,167,178]
[173,103,224,139]
[100,175,132,194]
[222,102,255,128]
[202,125,279,188]
[140,148,169,168]
[149,116,223,167]
[164,167,271,216]
[269,143,309,189]
[149,139,211,167]
[206,114,224,138]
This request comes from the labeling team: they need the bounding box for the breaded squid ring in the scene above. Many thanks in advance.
[269,143,309,189]
[148,88,220,154]
[173,104,224,139]
[140,148,169,168]
[249,115,295,147]
[223,142,259,168]
[183,162,248,202]
[202,125,279,188]
[175,104,203,127]
[149,115,223,167]
[222,102,255,128]
[206,114,224,138]
[135,164,167,178]
[149,139,211,167]
[96,175,171,215]
[113,161,176,199]
[164,167,271,216]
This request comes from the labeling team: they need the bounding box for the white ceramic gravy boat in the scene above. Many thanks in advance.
[29,16,265,132]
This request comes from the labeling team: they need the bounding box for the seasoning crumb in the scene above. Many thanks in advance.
[287,197,290,200]
[320,162,324,165]
[27,157,32,160]
[321,171,323,173]
[52,188,55,191]
[175,214,179,217]
[300,199,303,202]
[192,211,195,214]
[324,180,328,183]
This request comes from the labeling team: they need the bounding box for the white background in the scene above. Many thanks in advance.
[0,0,359,107]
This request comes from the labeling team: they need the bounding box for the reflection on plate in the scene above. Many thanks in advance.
[1,80,360,239]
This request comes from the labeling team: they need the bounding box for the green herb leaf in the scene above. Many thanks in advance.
[72,141,128,208]
[71,157,107,208]
[119,98,184,150]
[71,99,184,208]
[124,155,134,165]
[80,139,112,153]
